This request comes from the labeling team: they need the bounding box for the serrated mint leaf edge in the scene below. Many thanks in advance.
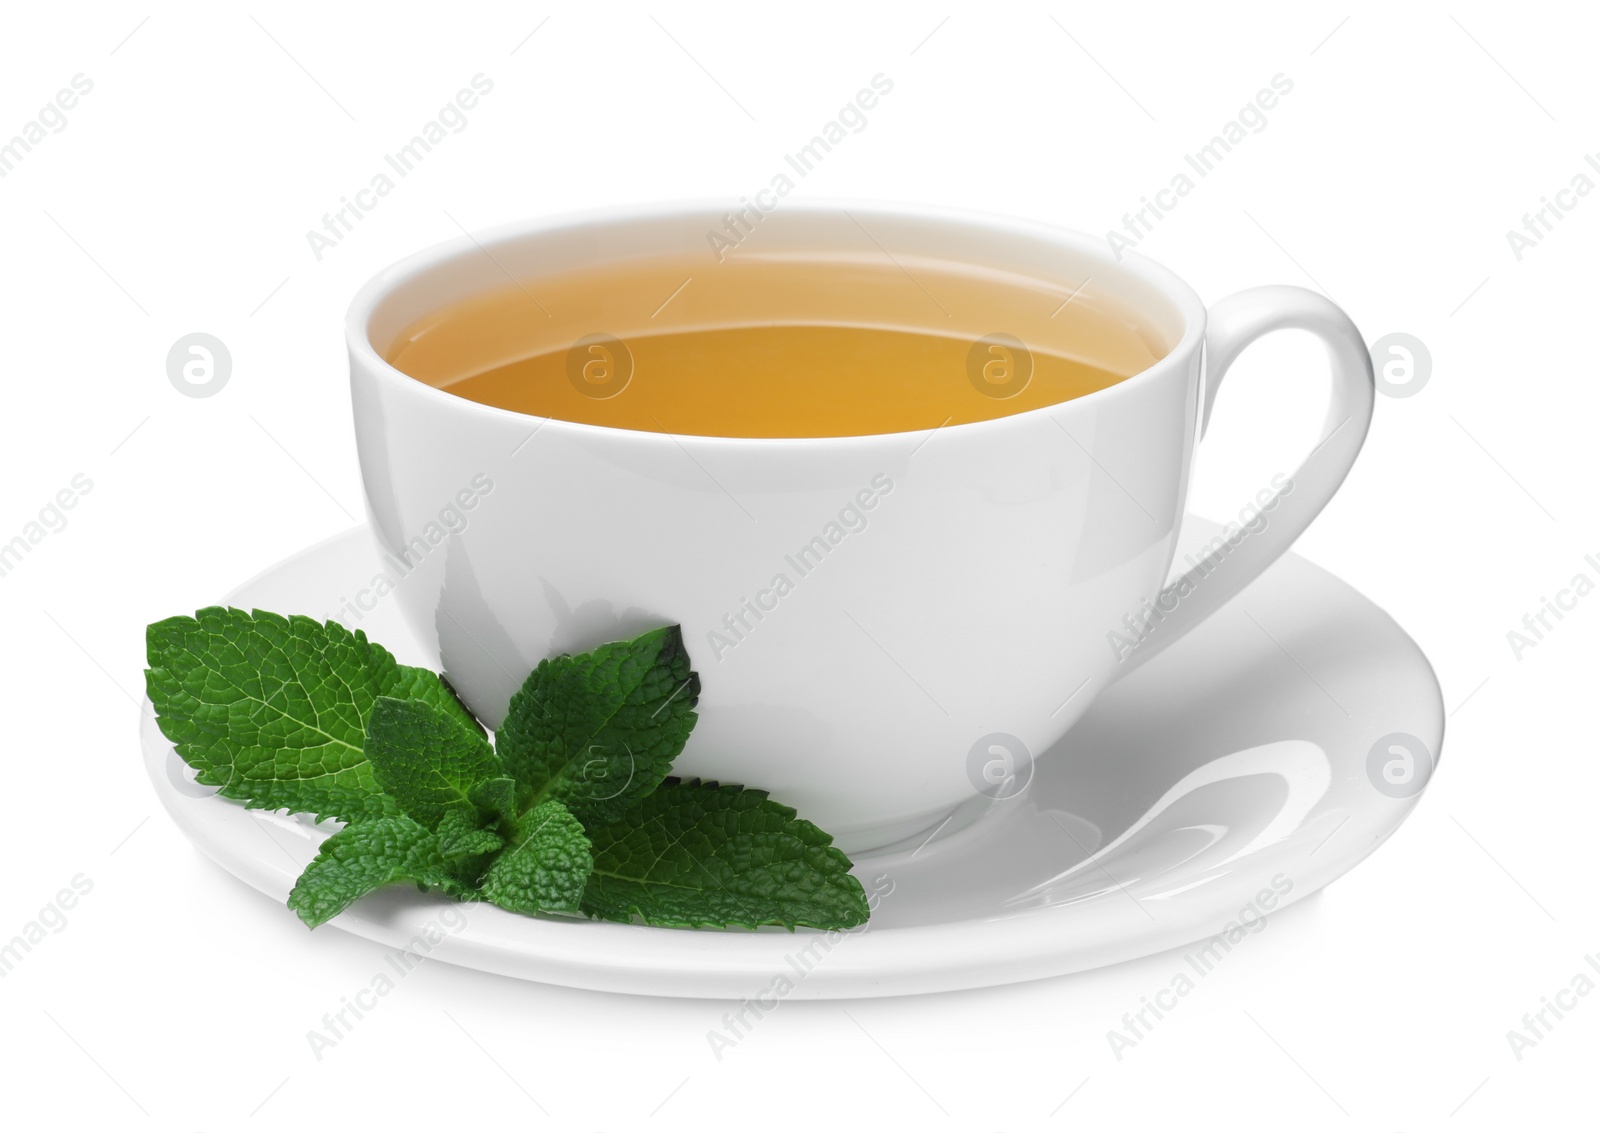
[144,606,482,825]
[578,779,870,931]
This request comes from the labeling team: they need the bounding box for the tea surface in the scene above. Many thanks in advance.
[386,255,1165,438]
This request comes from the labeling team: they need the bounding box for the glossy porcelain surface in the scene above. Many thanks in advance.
[346,201,1374,849]
[141,522,1441,999]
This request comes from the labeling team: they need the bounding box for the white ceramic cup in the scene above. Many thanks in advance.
[347,202,1374,852]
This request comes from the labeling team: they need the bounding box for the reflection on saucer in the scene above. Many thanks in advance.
[1005,741,1331,909]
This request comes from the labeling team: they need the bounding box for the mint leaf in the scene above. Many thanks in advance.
[146,608,481,824]
[496,626,699,823]
[366,696,503,831]
[479,801,592,914]
[468,776,518,828]
[580,780,869,930]
[437,807,505,861]
[287,815,473,928]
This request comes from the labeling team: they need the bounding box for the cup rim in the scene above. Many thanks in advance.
[345,198,1209,448]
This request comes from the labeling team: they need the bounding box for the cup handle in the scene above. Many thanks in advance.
[1119,285,1375,673]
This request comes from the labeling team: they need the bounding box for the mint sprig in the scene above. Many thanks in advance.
[146,609,870,933]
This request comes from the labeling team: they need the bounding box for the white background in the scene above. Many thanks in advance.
[1,2,1593,1129]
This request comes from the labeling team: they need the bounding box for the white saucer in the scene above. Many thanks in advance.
[140,520,1442,999]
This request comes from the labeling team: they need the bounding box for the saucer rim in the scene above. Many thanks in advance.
[140,522,1442,999]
